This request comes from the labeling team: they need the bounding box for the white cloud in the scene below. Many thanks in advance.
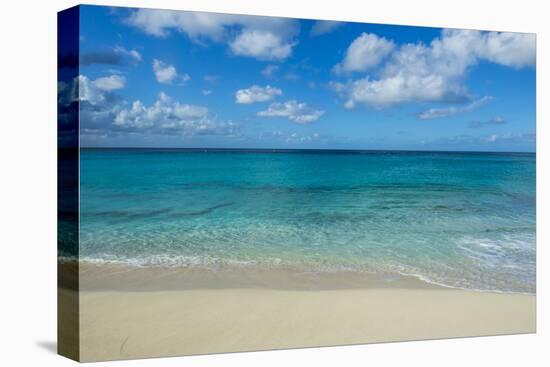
[285,132,321,144]
[93,75,126,91]
[70,77,236,139]
[202,89,212,96]
[310,20,343,36]
[203,75,218,82]
[75,74,126,107]
[235,85,282,104]
[258,100,324,123]
[153,59,176,83]
[478,32,536,68]
[283,72,300,81]
[126,9,230,39]
[69,75,126,137]
[429,132,535,148]
[152,59,190,84]
[261,64,279,77]
[77,75,97,103]
[126,9,298,61]
[58,80,77,107]
[417,96,492,120]
[230,30,294,61]
[259,130,322,144]
[331,73,460,109]
[80,46,142,66]
[469,116,508,128]
[114,92,237,136]
[78,75,110,105]
[334,33,395,73]
[113,46,142,63]
[333,29,535,108]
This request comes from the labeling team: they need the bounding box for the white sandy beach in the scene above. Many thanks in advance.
[62,264,536,362]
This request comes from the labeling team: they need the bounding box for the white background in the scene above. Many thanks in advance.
[0,0,547,365]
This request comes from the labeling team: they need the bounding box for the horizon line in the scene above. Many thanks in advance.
[75,146,536,154]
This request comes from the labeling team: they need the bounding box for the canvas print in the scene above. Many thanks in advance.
[58,4,536,362]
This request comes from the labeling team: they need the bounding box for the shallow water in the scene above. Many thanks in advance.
[78,149,536,293]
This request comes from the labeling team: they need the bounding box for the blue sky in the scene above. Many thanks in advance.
[72,5,536,151]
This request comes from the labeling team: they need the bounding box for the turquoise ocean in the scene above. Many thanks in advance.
[78,149,536,294]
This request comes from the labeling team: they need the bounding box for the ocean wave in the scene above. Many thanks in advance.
[84,202,235,220]
[72,251,535,295]
[176,181,508,195]
[89,208,172,219]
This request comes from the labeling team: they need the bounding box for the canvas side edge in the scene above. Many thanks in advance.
[57,5,81,362]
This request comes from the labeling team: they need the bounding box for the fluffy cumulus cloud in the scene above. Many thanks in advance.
[79,75,119,105]
[58,80,77,107]
[152,59,190,84]
[310,20,343,36]
[333,29,536,109]
[92,75,126,91]
[126,9,298,61]
[230,30,294,61]
[75,75,126,126]
[334,33,395,74]
[417,96,492,120]
[114,92,237,136]
[58,78,80,135]
[235,85,282,104]
[64,74,237,139]
[126,9,231,39]
[258,100,324,123]
[478,32,536,68]
[61,75,127,142]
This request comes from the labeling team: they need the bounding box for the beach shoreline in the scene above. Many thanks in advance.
[73,261,535,294]
[76,261,449,292]
[64,262,536,362]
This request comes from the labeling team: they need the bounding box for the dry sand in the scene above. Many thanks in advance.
[61,264,536,362]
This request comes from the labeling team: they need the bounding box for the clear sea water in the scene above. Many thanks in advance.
[79,149,536,293]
